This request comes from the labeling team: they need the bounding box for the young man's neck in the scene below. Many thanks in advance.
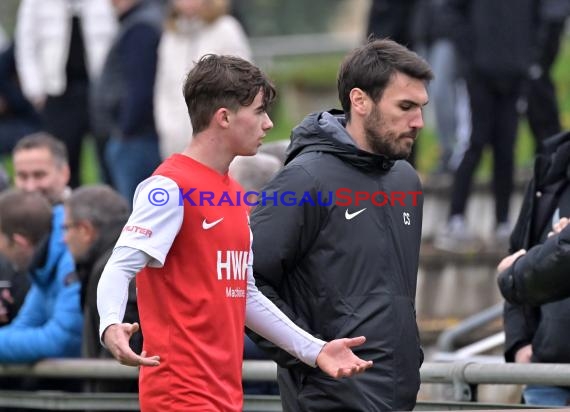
[181,133,234,175]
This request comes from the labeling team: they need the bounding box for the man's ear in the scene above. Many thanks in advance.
[58,163,71,187]
[349,88,370,117]
[12,233,32,249]
[213,107,231,129]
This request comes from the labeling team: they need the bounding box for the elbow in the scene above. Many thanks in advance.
[498,267,518,303]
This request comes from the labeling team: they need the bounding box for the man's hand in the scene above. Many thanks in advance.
[497,249,526,273]
[514,344,532,363]
[102,322,160,367]
[548,217,569,237]
[316,336,373,378]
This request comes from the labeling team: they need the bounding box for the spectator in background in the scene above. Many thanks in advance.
[63,184,140,392]
[15,0,117,187]
[229,0,248,32]
[524,0,570,152]
[0,134,82,400]
[0,42,41,155]
[0,133,75,329]
[92,0,163,202]
[13,132,71,205]
[154,0,251,159]
[0,189,82,362]
[0,257,27,326]
[365,0,419,167]
[366,0,417,48]
[498,217,570,305]
[411,0,471,176]
[498,130,570,406]
[434,0,536,253]
[0,163,24,327]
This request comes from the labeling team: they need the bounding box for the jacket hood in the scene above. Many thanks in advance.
[285,110,395,173]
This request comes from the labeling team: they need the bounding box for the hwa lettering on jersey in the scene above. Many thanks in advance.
[216,250,249,281]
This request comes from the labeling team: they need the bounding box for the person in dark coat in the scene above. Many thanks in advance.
[498,130,570,406]
[524,0,570,151]
[435,0,537,252]
[248,39,432,411]
[63,184,140,392]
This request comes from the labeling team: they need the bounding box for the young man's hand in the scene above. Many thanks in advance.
[316,336,373,378]
[103,322,160,367]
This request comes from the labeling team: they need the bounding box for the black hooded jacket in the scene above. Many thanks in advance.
[500,131,570,363]
[248,110,423,411]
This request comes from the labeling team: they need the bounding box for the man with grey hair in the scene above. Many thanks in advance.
[63,185,140,363]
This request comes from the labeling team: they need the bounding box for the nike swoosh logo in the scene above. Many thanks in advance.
[202,217,224,230]
[345,208,366,220]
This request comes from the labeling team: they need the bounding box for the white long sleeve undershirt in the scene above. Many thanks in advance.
[97,246,325,367]
[97,175,325,367]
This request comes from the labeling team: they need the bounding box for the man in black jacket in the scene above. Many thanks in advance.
[63,184,141,391]
[248,39,432,411]
[497,130,570,406]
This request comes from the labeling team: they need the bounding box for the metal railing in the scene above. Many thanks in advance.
[436,303,504,353]
[0,359,570,410]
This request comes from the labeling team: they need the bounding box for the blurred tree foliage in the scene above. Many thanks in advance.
[0,0,20,35]
[232,0,346,36]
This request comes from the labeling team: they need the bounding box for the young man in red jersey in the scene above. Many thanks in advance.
[97,54,372,411]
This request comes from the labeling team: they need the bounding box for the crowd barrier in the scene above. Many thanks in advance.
[0,360,569,410]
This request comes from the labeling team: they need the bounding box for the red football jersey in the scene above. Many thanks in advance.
[136,155,250,411]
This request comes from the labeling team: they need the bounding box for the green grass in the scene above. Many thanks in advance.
[80,138,101,184]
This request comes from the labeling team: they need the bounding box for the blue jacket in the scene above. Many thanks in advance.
[0,205,83,362]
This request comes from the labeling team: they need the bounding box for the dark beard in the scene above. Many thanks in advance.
[363,108,414,160]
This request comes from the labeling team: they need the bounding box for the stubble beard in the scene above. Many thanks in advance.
[363,108,415,160]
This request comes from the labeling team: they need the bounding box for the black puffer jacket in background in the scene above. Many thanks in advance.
[500,131,570,363]
[248,110,423,411]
